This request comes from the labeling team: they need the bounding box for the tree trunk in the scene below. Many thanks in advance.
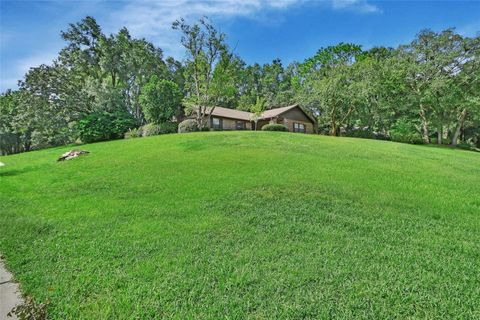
[330,108,337,136]
[451,108,467,147]
[419,105,430,143]
[205,107,216,130]
[330,122,337,136]
[437,125,442,145]
[196,107,204,129]
[23,129,32,152]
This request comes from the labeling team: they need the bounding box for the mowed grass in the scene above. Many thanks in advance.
[1,131,479,319]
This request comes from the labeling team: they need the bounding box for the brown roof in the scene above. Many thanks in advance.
[199,104,316,123]
[260,104,299,119]
[261,104,316,124]
[205,106,253,121]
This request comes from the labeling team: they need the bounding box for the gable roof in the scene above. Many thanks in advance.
[199,104,316,124]
[260,104,299,119]
[261,104,316,124]
[205,106,253,121]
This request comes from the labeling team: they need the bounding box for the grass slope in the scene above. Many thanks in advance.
[1,132,479,319]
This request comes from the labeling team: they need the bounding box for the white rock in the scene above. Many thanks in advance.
[58,150,89,161]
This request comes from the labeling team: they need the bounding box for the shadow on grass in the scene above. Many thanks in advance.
[0,167,33,177]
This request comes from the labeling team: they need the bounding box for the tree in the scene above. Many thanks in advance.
[0,90,24,155]
[139,76,183,124]
[6,16,173,153]
[249,96,266,131]
[449,35,480,146]
[172,17,237,128]
[295,43,362,135]
[238,63,263,111]
[60,17,169,122]
[0,88,66,154]
[349,48,411,138]
[238,60,295,111]
[398,29,479,144]
[261,59,295,108]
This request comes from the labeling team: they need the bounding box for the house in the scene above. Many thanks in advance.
[199,104,316,133]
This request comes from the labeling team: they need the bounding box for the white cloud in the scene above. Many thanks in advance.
[1,0,380,92]
[109,0,294,58]
[109,0,379,58]
[332,0,380,13]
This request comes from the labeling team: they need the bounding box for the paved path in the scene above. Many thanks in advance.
[0,258,23,320]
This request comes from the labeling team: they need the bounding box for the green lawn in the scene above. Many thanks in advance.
[1,131,479,319]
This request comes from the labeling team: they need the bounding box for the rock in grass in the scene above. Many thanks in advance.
[57,150,89,162]
[0,162,4,167]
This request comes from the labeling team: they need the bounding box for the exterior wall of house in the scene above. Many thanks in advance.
[220,118,252,130]
[280,108,315,133]
[256,120,270,131]
[207,116,252,130]
[200,107,315,133]
[282,118,314,134]
[281,108,311,122]
[258,108,315,133]
[258,118,314,133]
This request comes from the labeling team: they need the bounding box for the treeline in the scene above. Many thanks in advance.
[1,16,479,155]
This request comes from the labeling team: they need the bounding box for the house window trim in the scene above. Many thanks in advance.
[293,122,306,133]
[211,117,223,129]
[235,121,246,130]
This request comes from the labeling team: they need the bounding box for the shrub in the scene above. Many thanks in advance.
[126,122,178,139]
[178,119,198,133]
[141,122,177,136]
[457,143,473,151]
[200,126,211,132]
[262,124,288,132]
[345,127,375,139]
[389,119,423,144]
[158,122,178,134]
[141,123,162,137]
[77,111,138,143]
[124,128,141,139]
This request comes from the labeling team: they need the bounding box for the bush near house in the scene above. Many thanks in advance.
[178,119,199,133]
[157,122,179,135]
[144,122,178,136]
[125,123,178,139]
[262,124,288,131]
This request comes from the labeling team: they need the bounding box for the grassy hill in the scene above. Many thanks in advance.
[1,131,479,319]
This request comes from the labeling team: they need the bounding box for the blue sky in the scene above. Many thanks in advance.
[1,0,479,92]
